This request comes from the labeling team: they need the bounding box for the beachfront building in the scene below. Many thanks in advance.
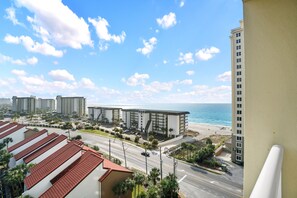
[56,95,86,116]
[0,98,11,105]
[230,21,244,165]
[12,96,36,114]
[88,106,121,124]
[122,109,189,137]
[36,98,55,112]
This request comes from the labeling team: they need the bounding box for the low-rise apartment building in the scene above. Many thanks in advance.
[88,106,121,123]
[122,109,189,137]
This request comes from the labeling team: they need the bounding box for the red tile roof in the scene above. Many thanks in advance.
[40,151,103,198]
[7,129,48,152]
[14,133,59,161]
[0,123,17,134]
[0,121,8,127]
[0,124,25,139]
[23,135,67,164]
[24,142,82,190]
[99,158,132,182]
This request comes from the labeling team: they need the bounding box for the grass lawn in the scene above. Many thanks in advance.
[80,129,114,138]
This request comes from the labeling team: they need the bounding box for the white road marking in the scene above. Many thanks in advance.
[178,175,187,183]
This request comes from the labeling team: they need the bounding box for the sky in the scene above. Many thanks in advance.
[0,0,242,105]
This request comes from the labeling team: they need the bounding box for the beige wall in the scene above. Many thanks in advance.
[243,0,297,197]
[101,171,132,198]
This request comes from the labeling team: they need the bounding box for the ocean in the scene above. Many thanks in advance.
[108,103,232,127]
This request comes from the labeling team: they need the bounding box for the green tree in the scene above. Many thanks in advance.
[125,177,135,194]
[148,168,160,185]
[133,172,145,197]
[206,138,212,145]
[151,139,159,149]
[134,136,140,143]
[112,181,127,198]
[169,128,174,137]
[3,137,13,149]
[91,145,100,151]
[0,150,13,171]
[147,185,159,198]
[148,135,154,142]
[160,173,179,198]
[137,191,147,198]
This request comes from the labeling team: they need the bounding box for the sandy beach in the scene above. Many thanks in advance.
[188,122,232,136]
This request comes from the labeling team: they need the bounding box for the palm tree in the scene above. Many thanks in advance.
[148,168,160,185]
[125,177,135,197]
[0,150,13,171]
[133,172,145,197]
[112,181,127,198]
[160,173,179,198]
[147,185,159,198]
[3,137,13,149]
[169,128,174,137]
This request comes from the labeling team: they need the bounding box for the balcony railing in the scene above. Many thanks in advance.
[250,145,284,198]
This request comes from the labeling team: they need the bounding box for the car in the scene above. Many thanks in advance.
[141,151,150,157]
[124,129,130,133]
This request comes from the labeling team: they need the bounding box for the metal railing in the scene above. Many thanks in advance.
[250,145,284,198]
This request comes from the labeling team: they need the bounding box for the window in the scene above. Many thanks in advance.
[236,155,242,161]
[236,52,241,56]
[236,58,241,63]
[236,45,241,50]
[237,71,242,76]
[237,97,242,102]
[237,104,242,108]
[236,39,241,43]
[237,84,242,89]
[237,65,241,69]
[237,110,242,114]
[236,32,241,37]
[236,136,242,141]
[237,78,242,82]
[237,129,242,134]
[237,91,242,95]
[237,123,242,127]
[236,149,242,154]
[236,143,242,148]
[237,117,242,121]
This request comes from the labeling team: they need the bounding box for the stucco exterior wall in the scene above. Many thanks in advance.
[66,163,106,198]
[0,127,26,147]
[243,0,297,197]
[168,115,179,137]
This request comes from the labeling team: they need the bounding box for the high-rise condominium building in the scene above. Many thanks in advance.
[231,21,244,165]
[36,98,55,112]
[12,96,36,114]
[56,95,86,116]
[0,98,11,105]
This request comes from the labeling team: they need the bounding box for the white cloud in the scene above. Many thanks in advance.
[27,57,38,65]
[125,73,150,86]
[217,71,231,82]
[178,52,194,65]
[19,75,45,86]
[0,78,16,87]
[0,53,37,66]
[195,47,220,61]
[180,0,185,7]
[155,29,159,33]
[178,79,192,85]
[11,69,26,76]
[80,78,96,89]
[17,0,93,49]
[186,70,195,76]
[88,17,126,45]
[143,81,174,93]
[48,69,75,81]
[53,61,59,65]
[5,7,24,26]
[4,34,64,57]
[156,12,177,29]
[136,37,157,56]
[163,60,168,64]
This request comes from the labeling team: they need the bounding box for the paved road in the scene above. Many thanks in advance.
[31,127,243,198]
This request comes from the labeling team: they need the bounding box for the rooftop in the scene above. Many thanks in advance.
[88,106,122,110]
[7,129,48,152]
[23,135,67,164]
[0,121,9,127]
[0,124,25,139]
[40,151,103,198]
[0,123,17,134]
[122,108,190,115]
[14,133,59,161]
[24,142,82,189]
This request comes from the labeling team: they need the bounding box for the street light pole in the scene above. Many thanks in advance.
[145,146,148,175]
[109,139,111,160]
[122,141,127,168]
[173,157,178,177]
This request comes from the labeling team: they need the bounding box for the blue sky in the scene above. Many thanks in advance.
[0,0,242,105]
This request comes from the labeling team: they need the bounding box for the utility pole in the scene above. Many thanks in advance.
[109,139,111,160]
[160,146,163,180]
[173,157,178,177]
[145,146,148,175]
[122,141,127,168]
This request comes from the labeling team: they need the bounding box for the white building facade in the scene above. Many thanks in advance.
[122,109,189,137]
[88,107,121,123]
[56,95,86,116]
[231,21,244,165]
[36,98,55,112]
[12,96,36,114]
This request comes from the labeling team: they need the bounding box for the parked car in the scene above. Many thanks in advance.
[141,151,150,157]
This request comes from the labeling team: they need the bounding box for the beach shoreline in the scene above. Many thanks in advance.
[188,122,232,136]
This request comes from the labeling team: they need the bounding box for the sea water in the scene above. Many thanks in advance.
[112,103,231,127]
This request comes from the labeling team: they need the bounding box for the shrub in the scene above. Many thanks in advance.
[125,137,131,141]
[113,158,122,165]
[151,139,159,149]
[134,136,140,143]
[92,145,100,151]
[148,135,154,142]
